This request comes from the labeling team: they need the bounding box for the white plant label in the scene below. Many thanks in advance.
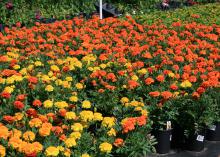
[167,121,171,130]
[209,125,216,131]
[170,135,172,141]
[196,135,204,142]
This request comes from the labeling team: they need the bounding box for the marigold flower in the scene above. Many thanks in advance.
[99,142,112,153]
[82,100,91,109]
[145,77,154,85]
[149,91,160,97]
[23,131,35,141]
[81,153,90,157]
[93,112,103,121]
[45,85,54,92]
[113,138,124,147]
[33,99,42,107]
[65,112,76,120]
[102,117,115,128]
[45,146,59,157]
[65,138,77,148]
[43,100,53,108]
[0,126,9,140]
[0,145,6,157]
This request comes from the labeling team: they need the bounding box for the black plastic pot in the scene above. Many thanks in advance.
[154,129,172,154]
[171,122,185,149]
[206,122,220,141]
[0,24,4,32]
[185,132,205,152]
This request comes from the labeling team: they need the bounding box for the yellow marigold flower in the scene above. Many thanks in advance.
[0,126,9,140]
[107,128,116,136]
[65,112,76,120]
[80,111,93,122]
[13,64,20,70]
[82,100,91,109]
[57,146,64,152]
[14,112,24,121]
[65,77,73,82]
[50,65,60,72]
[3,86,14,93]
[45,146,59,157]
[23,131,35,141]
[55,101,68,109]
[87,67,94,71]
[69,96,78,102]
[71,123,83,132]
[48,71,54,77]
[130,100,139,107]
[141,109,148,116]
[81,153,90,157]
[34,61,43,67]
[74,61,82,68]
[131,75,138,81]
[55,79,63,86]
[99,142,112,153]
[43,100,53,108]
[8,137,23,150]
[29,118,42,128]
[168,72,175,78]
[27,64,34,71]
[120,97,129,104]
[0,145,6,157]
[75,83,84,90]
[93,112,103,121]
[102,117,115,128]
[62,81,71,88]
[19,68,27,75]
[180,80,192,88]
[13,75,23,82]
[100,64,106,69]
[6,77,15,84]
[45,85,54,92]
[69,132,81,140]
[138,68,147,74]
[65,138,77,148]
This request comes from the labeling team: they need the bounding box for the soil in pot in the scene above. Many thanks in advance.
[206,122,220,141]
[154,129,172,154]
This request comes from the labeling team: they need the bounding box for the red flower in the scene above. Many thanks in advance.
[32,99,42,107]
[16,94,27,101]
[3,115,15,123]
[14,101,25,110]
[26,108,38,117]
[156,75,165,82]
[170,84,178,90]
[114,138,124,147]
[161,91,173,99]
[149,91,160,97]
[0,92,11,99]
[145,77,154,85]
[28,77,38,84]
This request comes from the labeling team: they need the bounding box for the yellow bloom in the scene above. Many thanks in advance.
[168,72,175,78]
[14,112,24,121]
[130,100,139,107]
[100,64,106,69]
[131,75,138,81]
[75,83,84,90]
[0,145,6,157]
[43,100,53,108]
[93,112,103,121]
[45,146,59,157]
[23,131,35,142]
[29,118,42,128]
[65,112,76,120]
[13,64,20,70]
[180,80,192,88]
[64,148,71,157]
[107,128,116,136]
[45,85,54,92]
[80,111,93,122]
[48,71,54,77]
[71,123,83,132]
[70,132,81,139]
[81,153,90,157]
[6,77,15,84]
[27,64,34,71]
[65,138,77,148]
[69,96,78,102]
[54,101,68,109]
[102,117,115,128]
[19,68,27,75]
[39,127,51,137]
[138,68,147,74]
[65,77,73,82]
[34,61,43,67]
[3,86,14,93]
[0,126,9,140]
[99,142,112,153]
[50,65,60,72]
[141,109,148,116]
[82,100,91,109]
[120,97,129,104]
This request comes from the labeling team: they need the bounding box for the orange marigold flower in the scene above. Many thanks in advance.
[149,91,160,97]
[161,91,173,99]
[114,138,124,147]
[145,77,154,85]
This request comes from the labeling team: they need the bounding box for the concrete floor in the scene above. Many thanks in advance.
[148,141,220,157]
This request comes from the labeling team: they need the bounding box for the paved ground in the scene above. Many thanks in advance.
[148,141,220,157]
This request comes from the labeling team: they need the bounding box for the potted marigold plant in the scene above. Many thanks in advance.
[148,93,178,154]
[205,89,220,141]
[175,93,216,151]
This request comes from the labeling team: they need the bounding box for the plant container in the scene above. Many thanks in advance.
[154,129,172,154]
[206,122,220,141]
[185,132,205,152]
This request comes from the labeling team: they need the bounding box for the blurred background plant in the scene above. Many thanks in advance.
[0,0,219,27]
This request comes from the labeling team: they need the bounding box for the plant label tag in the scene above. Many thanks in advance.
[167,121,171,130]
[170,135,172,141]
[196,135,204,142]
[209,125,216,131]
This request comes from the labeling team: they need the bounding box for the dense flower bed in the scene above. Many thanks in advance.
[0,16,219,156]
